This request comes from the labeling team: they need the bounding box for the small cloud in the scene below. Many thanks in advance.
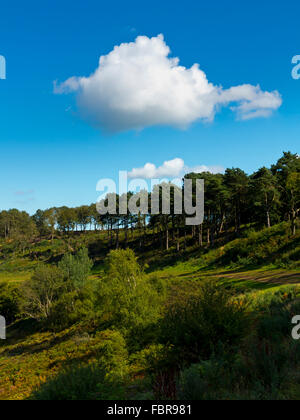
[128,158,184,179]
[128,158,224,179]
[186,165,225,174]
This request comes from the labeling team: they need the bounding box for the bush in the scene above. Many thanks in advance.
[241,290,300,393]
[159,280,249,365]
[31,363,126,400]
[93,329,129,379]
[48,286,96,329]
[177,359,235,400]
[0,282,22,323]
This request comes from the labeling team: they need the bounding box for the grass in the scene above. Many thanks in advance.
[0,271,32,284]
[0,324,108,400]
[0,222,299,399]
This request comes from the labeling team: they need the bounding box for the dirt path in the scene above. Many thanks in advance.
[213,270,300,286]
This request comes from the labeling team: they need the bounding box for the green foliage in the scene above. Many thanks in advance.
[21,248,94,327]
[30,329,128,400]
[31,364,125,400]
[0,150,300,400]
[210,222,300,269]
[0,282,22,323]
[58,247,93,290]
[159,280,249,364]
[177,289,300,400]
[48,286,96,330]
[21,265,66,320]
[177,358,234,400]
[96,249,162,335]
[93,330,129,378]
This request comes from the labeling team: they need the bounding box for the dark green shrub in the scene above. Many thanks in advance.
[0,282,22,323]
[177,359,234,400]
[48,285,96,330]
[159,280,249,364]
[31,364,125,400]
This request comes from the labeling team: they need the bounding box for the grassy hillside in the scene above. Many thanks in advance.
[0,222,300,400]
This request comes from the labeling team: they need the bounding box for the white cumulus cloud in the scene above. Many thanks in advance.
[128,158,224,179]
[128,158,184,179]
[54,34,282,132]
[187,165,225,175]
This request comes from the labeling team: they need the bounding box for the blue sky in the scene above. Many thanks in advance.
[0,0,299,214]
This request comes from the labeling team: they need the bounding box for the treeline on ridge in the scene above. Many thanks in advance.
[0,151,299,253]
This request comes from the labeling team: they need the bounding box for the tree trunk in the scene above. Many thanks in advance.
[116,228,119,249]
[166,228,169,251]
[266,210,271,229]
[219,215,225,234]
[291,209,297,236]
[265,193,271,228]
[198,224,203,247]
[177,228,180,252]
[124,225,128,248]
[110,224,113,248]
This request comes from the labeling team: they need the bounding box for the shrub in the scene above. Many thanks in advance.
[0,282,23,323]
[241,290,300,393]
[93,329,129,379]
[177,359,234,400]
[48,286,96,329]
[159,280,249,365]
[31,364,125,400]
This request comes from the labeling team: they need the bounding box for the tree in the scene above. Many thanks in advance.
[97,249,161,331]
[76,205,91,232]
[21,265,65,320]
[58,247,93,290]
[44,208,57,242]
[224,168,249,233]
[0,209,38,249]
[57,207,76,233]
[250,167,279,228]
[286,172,300,235]
[21,248,93,323]
[271,152,300,221]
[32,210,49,237]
